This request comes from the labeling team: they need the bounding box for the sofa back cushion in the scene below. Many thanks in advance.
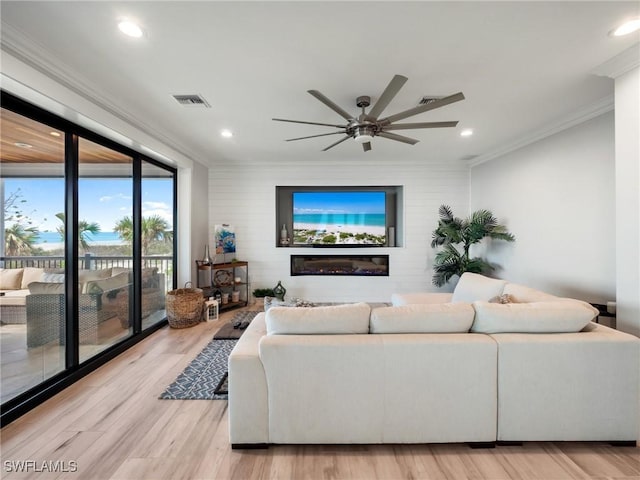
[451,273,507,303]
[0,268,23,290]
[21,267,45,289]
[502,283,558,303]
[266,302,371,335]
[78,268,112,293]
[41,272,65,283]
[471,300,598,333]
[370,303,475,333]
[85,272,131,294]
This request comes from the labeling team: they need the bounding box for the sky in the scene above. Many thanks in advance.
[4,178,173,232]
[292,191,385,214]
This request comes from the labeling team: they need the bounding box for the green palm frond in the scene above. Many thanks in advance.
[431,204,514,287]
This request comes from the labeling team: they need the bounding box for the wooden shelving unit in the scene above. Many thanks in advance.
[196,260,249,311]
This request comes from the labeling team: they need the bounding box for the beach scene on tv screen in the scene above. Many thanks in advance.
[293,191,386,245]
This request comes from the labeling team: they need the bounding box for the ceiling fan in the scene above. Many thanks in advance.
[273,74,464,152]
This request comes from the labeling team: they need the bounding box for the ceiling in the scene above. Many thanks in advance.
[1,1,638,168]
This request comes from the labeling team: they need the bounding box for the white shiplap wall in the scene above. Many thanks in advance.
[209,160,469,303]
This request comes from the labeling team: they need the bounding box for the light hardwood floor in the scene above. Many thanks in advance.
[1,306,638,480]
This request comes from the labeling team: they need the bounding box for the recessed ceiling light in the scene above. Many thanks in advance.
[118,20,144,38]
[460,129,474,137]
[14,142,33,148]
[221,130,233,138]
[50,132,61,137]
[610,18,640,37]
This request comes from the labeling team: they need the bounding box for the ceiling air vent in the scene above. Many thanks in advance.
[418,95,444,105]
[172,94,211,108]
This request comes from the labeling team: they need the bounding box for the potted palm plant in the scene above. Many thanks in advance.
[431,205,515,287]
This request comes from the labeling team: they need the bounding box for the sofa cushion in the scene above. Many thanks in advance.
[502,283,559,303]
[370,303,475,333]
[0,289,29,306]
[85,272,130,294]
[471,300,598,333]
[390,292,453,306]
[28,282,65,294]
[41,272,65,283]
[78,268,112,293]
[21,267,44,289]
[266,302,371,335]
[0,268,23,290]
[451,273,507,303]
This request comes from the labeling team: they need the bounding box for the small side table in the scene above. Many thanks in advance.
[204,299,219,321]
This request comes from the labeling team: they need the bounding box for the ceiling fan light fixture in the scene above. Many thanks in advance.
[353,126,374,143]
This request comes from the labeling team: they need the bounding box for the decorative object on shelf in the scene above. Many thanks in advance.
[214,269,233,286]
[215,224,236,262]
[202,244,213,265]
[272,280,286,301]
[197,246,213,286]
[280,224,290,246]
[431,205,515,287]
[222,292,230,304]
[234,276,242,284]
[231,290,240,303]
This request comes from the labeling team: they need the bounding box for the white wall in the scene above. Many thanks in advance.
[209,160,469,303]
[470,112,615,303]
[614,65,640,337]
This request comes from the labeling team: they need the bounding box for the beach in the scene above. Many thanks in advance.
[293,223,386,245]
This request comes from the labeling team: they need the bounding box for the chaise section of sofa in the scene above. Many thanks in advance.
[490,323,639,442]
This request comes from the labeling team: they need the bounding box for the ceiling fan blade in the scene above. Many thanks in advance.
[377,131,419,145]
[322,135,351,151]
[362,142,372,152]
[379,92,465,124]
[273,118,347,128]
[384,121,459,130]
[285,131,346,142]
[308,90,354,121]
[367,74,408,119]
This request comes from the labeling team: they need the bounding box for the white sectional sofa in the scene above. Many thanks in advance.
[228,273,640,448]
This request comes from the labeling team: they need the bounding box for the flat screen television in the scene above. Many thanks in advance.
[292,191,386,246]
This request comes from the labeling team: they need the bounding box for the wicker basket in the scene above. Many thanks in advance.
[166,283,204,329]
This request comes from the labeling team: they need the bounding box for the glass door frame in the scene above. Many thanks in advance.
[1,90,178,426]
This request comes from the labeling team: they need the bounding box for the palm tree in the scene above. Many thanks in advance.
[55,212,101,252]
[431,205,515,287]
[4,224,39,256]
[114,215,173,256]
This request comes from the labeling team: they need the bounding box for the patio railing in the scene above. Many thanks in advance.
[0,254,174,291]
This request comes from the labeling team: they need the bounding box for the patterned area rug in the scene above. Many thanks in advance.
[159,339,236,400]
[160,310,261,400]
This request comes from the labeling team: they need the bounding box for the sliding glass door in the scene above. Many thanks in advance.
[0,91,177,424]
[0,108,67,403]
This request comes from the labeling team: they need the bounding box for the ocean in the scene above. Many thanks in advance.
[34,231,124,245]
[293,213,385,227]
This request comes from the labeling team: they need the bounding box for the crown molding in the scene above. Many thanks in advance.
[591,43,640,79]
[468,95,614,168]
[1,22,205,166]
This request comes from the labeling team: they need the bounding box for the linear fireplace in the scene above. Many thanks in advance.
[291,255,389,276]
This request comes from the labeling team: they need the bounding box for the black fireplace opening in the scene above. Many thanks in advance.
[291,255,389,276]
